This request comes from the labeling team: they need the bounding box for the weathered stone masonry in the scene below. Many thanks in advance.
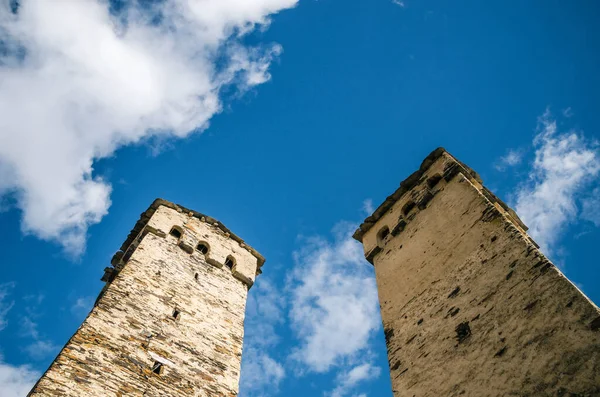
[28,199,264,397]
[354,148,600,397]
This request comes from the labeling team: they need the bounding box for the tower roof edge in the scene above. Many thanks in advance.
[352,147,527,242]
[119,198,265,270]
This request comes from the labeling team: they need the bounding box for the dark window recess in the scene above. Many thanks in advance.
[152,361,163,375]
[169,227,182,239]
[417,191,434,210]
[402,201,416,216]
[194,273,199,281]
[391,220,407,236]
[172,309,180,319]
[224,256,235,269]
[196,243,209,254]
[377,226,390,247]
[427,174,443,189]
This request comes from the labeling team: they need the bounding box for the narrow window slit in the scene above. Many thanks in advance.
[152,361,163,375]
[194,273,199,281]
[172,309,180,319]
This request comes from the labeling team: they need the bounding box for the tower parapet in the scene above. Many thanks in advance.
[105,198,264,288]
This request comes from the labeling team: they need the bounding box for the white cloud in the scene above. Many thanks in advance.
[246,279,285,330]
[327,363,381,397]
[288,222,380,373]
[240,347,286,396]
[0,360,40,397]
[0,282,15,331]
[70,296,94,317]
[240,278,287,395]
[392,0,405,7]
[495,148,524,171]
[23,340,60,361]
[19,316,39,340]
[18,316,59,360]
[514,109,600,255]
[17,296,59,361]
[0,0,297,256]
[362,199,374,216]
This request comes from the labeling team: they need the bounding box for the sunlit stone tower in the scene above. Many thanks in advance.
[353,148,600,396]
[28,199,264,396]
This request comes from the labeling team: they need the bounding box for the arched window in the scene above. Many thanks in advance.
[224,255,236,270]
[402,201,416,216]
[196,242,209,255]
[377,226,390,247]
[169,226,183,239]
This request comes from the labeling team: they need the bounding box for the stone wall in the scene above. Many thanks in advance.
[355,149,600,397]
[29,203,261,396]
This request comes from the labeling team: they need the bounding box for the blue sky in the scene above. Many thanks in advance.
[1,0,600,396]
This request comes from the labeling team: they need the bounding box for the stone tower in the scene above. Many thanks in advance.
[28,199,264,396]
[353,148,600,396]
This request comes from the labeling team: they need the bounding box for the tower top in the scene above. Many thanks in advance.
[31,199,258,396]
[353,147,528,243]
[114,198,265,273]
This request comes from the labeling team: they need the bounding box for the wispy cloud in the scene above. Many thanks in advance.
[17,294,59,361]
[495,148,524,171]
[563,107,574,118]
[514,109,600,256]
[70,296,94,318]
[0,283,15,331]
[0,287,49,393]
[326,363,381,397]
[240,347,285,396]
[0,0,297,256]
[241,222,382,395]
[23,340,59,362]
[362,199,374,216]
[288,222,380,373]
[240,278,287,395]
[19,317,39,340]
[0,360,40,397]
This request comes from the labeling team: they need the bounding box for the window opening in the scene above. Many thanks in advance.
[402,201,416,216]
[152,361,163,375]
[169,227,182,239]
[224,256,235,270]
[377,226,390,247]
[172,309,180,319]
[194,273,199,281]
[427,174,443,189]
[196,243,209,255]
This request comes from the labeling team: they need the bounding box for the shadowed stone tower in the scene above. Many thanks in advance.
[28,199,264,396]
[353,148,600,396]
